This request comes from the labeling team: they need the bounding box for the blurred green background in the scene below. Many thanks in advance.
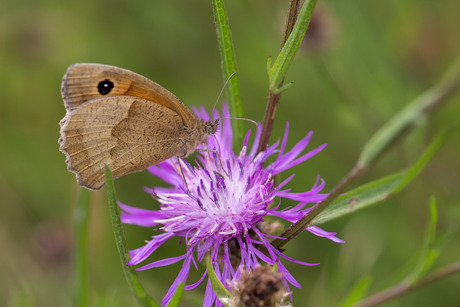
[1,0,459,306]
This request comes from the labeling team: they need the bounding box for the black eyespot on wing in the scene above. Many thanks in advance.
[97,79,114,95]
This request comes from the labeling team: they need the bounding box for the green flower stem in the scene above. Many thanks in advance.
[258,0,302,153]
[273,57,460,249]
[74,188,90,307]
[272,164,363,248]
[212,0,244,146]
[105,167,159,307]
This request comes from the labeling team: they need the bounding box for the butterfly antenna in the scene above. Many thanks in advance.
[212,72,237,112]
[221,117,258,126]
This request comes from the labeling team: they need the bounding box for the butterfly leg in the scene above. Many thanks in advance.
[176,157,191,193]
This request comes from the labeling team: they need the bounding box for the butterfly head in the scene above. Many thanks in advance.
[205,119,220,136]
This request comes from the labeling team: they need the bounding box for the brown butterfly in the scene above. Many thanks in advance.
[59,63,219,190]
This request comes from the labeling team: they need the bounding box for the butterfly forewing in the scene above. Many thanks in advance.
[61,63,197,128]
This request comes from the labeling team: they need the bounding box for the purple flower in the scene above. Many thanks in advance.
[120,105,344,306]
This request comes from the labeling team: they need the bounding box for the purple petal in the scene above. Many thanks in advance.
[127,233,174,265]
[273,247,319,266]
[278,121,290,158]
[276,174,295,190]
[204,278,217,307]
[185,270,207,290]
[307,226,345,243]
[119,203,164,227]
[275,143,327,174]
[252,228,277,262]
[250,243,275,265]
[221,103,233,150]
[277,261,302,288]
[136,254,187,271]
[243,129,252,147]
[162,252,193,305]
[248,124,263,158]
[148,162,181,185]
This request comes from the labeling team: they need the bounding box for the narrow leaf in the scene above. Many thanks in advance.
[212,0,244,145]
[165,282,185,307]
[206,255,232,306]
[355,200,450,307]
[394,130,448,193]
[312,132,446,225]
[404,198,440,285]
[311,172,405,225]
[340,276,372,307]
[74,188,90,307]
[268,0,317,91]
[105,167,159,307]
[357,57,460,169]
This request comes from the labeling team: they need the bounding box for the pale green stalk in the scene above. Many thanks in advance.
[105,167,159,307]
[74,188,90,307]
[212,0,244,146]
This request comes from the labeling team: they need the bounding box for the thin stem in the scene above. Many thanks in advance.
[356,260,460,307]
[212,0,244,146]
[257,0,301,153]
[105,167,159,307]
[272,164,364,248]
[74,188,90,307]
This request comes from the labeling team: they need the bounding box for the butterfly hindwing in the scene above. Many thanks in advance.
[59,96,189,189]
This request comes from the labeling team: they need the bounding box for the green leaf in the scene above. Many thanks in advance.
[74,188,91,307]
[357,57,460,169]
[105,167,159,307]
[212,0,244,146]
[165,282,185,307]
[312,132,447,225]
[339,275,372,307]
[353,199,449,307]
[311,172,405,225]
[394,130,448,194]
[273,82,293,94]
[206,255,232,306]
[268,0,318,91]
[403,198,441,285]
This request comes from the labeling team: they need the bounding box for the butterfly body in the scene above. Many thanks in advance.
[59,63,218,190]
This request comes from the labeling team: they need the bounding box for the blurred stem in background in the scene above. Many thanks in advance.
[356,260,460,307]
[74,188,90,307]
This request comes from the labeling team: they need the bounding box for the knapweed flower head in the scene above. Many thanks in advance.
[120,104,344,306]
